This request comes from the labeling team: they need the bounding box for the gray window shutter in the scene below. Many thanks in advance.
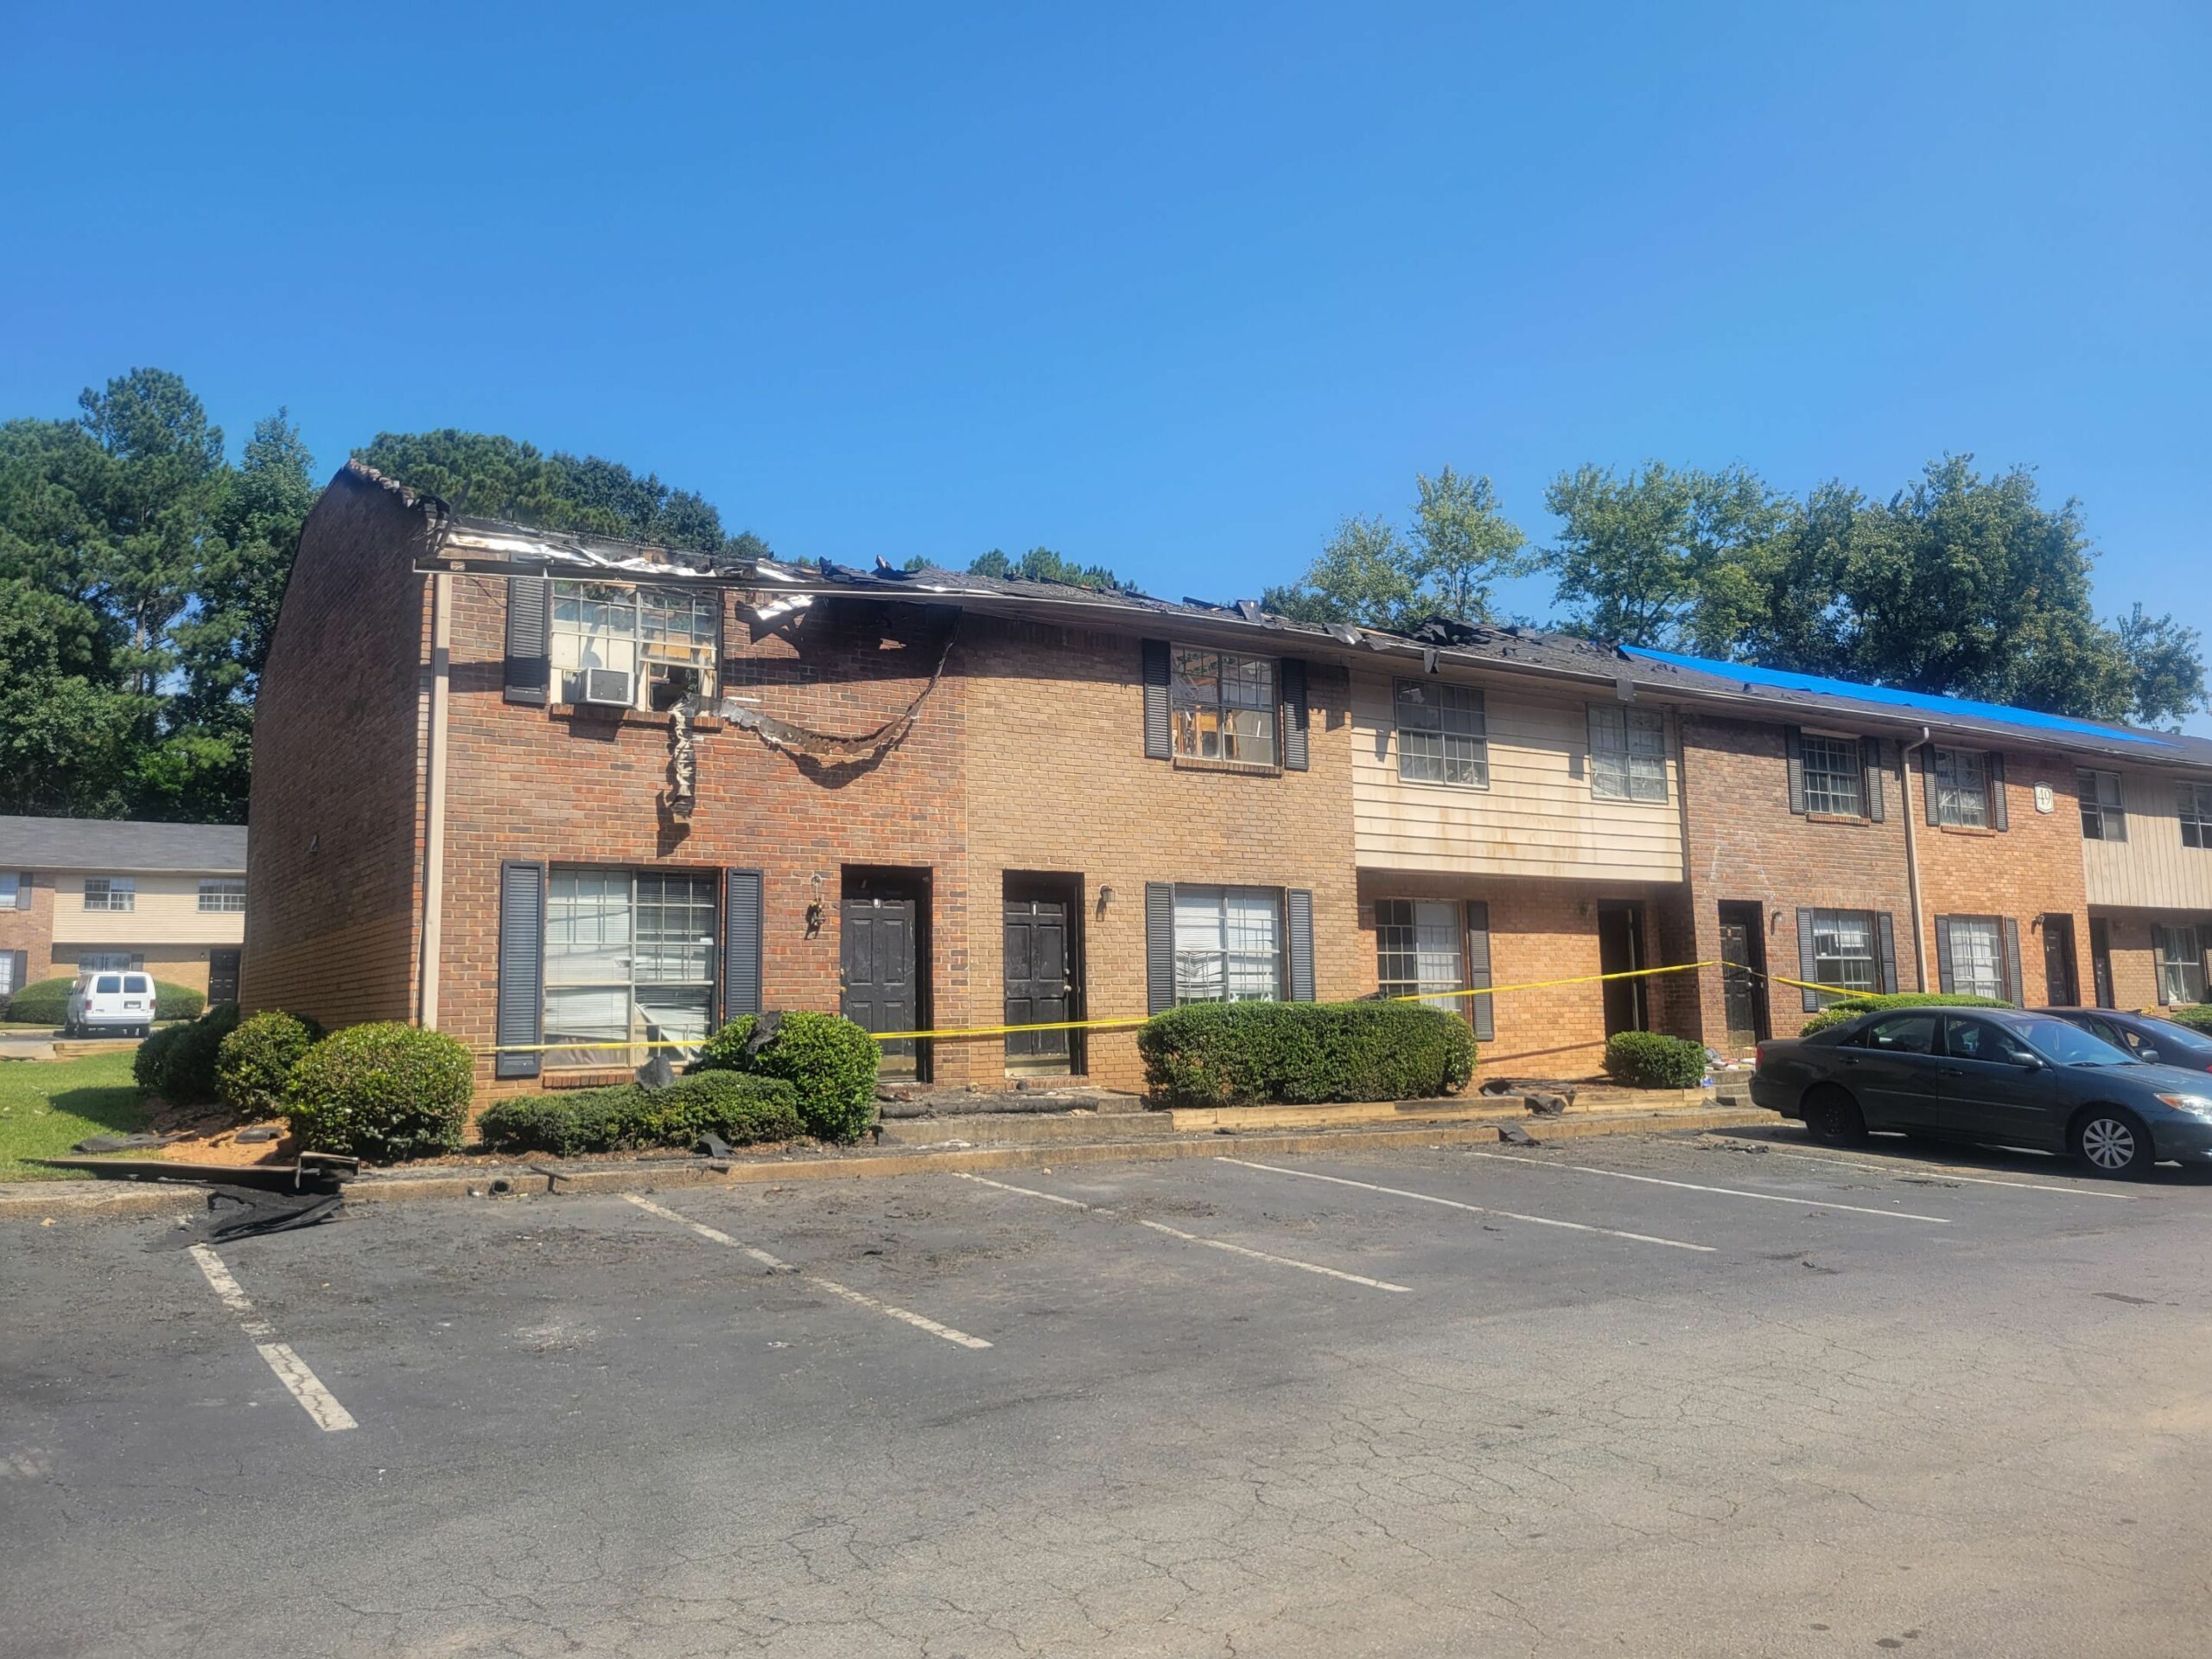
[494,861,545,1079]
[2001,916,2024,1006]
[9,950,24,992]
[13,874,28,911]
[505,576,550,705]
[1141,639,1171,760]
[1464,900,1495,1041]
[1876,912,1899,994]
[1796,908,1821,1013]
[1935,918,1955,995]
[1923,746,1940,825]
[1988,752,2008,830]
[722,869,763,1024]
[1783,726,1806,815]
[1862,737,1885,822]
[1280,658,1309,771]
[1286,889,1315,1001]
[1144,883,1175,1014]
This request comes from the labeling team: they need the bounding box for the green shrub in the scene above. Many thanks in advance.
[696,1011,880,1143]
[475,1071,804,1156]
[1136,1000,1476,1109]
[5,976,203,1026]
[283,1023,474,1162]
[213,1010,325,1120]
[1798,992,2013,1037]
[132,1001,240,1102]
[1604,1030,1708,1089]
[2165,1005,2212,1034]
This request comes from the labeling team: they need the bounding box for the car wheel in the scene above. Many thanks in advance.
[1802,1085,1868,1146]
[2072,1108,2155,1179]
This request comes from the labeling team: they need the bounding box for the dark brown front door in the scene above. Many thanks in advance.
[1596,903,1646,1036]
[1003,877,1077,1076]
[2088,917,2115,1009]
[842,870,923,1079]
[2042,914,2080,1007]
[1717,903,1767,1046]
[207,948,240,1005]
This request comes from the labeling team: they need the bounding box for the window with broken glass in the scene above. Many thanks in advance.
[1395,680,1488,787]
[1587,705,1668,802]
[1170,649,1277,766]
[1172,886,1282,1003]
[1374,899,1466,1013]
[1933,747,1990,828]
[2155,925,2207,1004]
[550,582,719,709]
[1944,917,2006,1001]
[1807,909,1878,1004]
[543,870,718,1062]
[1800,734,1865,817]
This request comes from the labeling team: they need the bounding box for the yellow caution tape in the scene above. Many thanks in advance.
[487,959,1722,1052]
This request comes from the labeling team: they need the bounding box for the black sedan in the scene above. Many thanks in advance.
[1751,1006,2212,1176]
[2033,1007,2212,1075]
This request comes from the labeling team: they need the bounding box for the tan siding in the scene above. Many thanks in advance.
[49,874,246,946]
[1349,670,1684,881]
[2082,767,2212,910]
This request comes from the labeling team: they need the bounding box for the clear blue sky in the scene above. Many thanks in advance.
[5,3,2207,714]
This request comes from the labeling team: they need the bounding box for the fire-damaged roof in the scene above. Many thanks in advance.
[378,460,2212,773]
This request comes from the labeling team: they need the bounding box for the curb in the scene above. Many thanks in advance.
[0,1105,1773,1219]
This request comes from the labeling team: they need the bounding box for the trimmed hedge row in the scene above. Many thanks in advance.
[1800,992,2013,1036]
[286,1024,475,1162]
[214,1010,325,1120]
[1604,1031,1707,1089]
[477,1072,804,1157]
[1137,1000,1476,1108]
[2167,1005,2212,1034]
[8,976,205,1026]
[133,1001,241,1103]
[696,1011,879,1143]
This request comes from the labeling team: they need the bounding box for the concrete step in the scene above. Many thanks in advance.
[1166,1087,1713,1135]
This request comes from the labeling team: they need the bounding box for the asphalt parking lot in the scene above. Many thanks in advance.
[5,1127,2210,1659]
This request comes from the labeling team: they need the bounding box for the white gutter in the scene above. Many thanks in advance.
[418,572,451,1028]
[1899,726,1931,993]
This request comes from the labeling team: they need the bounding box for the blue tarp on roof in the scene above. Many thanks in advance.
[1621,645,2179,750]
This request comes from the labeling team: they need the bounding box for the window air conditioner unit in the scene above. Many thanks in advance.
[580,668,633,707]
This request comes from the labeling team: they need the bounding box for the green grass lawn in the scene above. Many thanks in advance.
[0,1052,147,1182]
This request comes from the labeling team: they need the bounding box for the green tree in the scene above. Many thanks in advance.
[2114,604,2207,730]
[1264,468,1529,630]
[1539,461,1789,654]
[354,429,768,556]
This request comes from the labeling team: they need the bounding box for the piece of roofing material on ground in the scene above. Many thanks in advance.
[0,816,248,872]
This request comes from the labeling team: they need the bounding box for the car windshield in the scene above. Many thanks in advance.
[2016,1018,2135,1068]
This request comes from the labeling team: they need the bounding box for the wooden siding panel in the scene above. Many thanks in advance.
[1349,671,1686,880]
[48,874,247,946]
[2082,766,2212,910]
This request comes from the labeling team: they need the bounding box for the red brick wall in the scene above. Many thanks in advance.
[1677,715,1916,1049]
[0,874,53,994]
[1911,745,2090,1008]
[241,466,430,1027]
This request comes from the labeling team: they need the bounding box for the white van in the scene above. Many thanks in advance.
[64,972,158,1037]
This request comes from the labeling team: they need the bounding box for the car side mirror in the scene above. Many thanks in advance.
[2140,1049,2160,1064]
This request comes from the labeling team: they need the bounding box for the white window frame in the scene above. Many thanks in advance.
[1169,647,1279,768]
[77,952,143,973]
[1800,733,1866,817]
[1933,747,1990,828]
[1394,680,1489,788]
[1588,705,1669,803]
[1172,885,1283,1004]
[1374,898,1466,1013]
[197,878,247,913]
[550,581,720,711]
[83,877,136,912]
[2178,783,2212,851]
[2155,925,2207,1006]
[543,869,720,1061]
[1808,909,1879,1002]
[2079,769,2126,842]
[1945,917,2006,1001]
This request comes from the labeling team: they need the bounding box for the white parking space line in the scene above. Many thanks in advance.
[956,1172,1412,1293]
[1463,1152,1953,1224]
[1216,1159,1715,1253]
[622,1193,993,1350]
[187,1243,358,1433]
[1707,1137,2132,1199]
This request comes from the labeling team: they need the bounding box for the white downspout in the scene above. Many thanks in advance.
[419,572,451,1028]
[1899,725,1931,993]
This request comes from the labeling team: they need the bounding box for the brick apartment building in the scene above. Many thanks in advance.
[0,817,247,1002]
[245,461,2212,1105]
